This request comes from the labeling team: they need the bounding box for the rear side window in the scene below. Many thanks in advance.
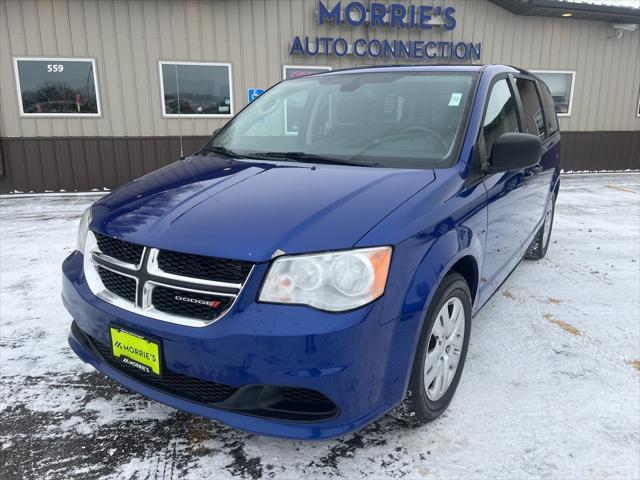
[515,78,545,138]
[483,79,519,156]
[538,82,560,135]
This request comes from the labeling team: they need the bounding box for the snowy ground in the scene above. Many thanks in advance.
[1,173,639,480]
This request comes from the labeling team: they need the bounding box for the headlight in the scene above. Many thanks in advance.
[258,247,392,312]
[76,207,92,253]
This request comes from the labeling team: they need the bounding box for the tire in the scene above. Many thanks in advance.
[404,272,472,424]
[525,191,556,260]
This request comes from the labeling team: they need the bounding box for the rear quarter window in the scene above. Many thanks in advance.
[538,81,560,135]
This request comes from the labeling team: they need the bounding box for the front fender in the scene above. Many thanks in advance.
[412,227,482,314]
[357,165,488,403]
[374,227,483,405]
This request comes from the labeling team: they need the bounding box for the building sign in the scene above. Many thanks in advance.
[283,65,331,80]
[290,1,481,61]
[247,88,265,103]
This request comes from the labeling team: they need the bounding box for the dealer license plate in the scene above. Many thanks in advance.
[110,326,162,377]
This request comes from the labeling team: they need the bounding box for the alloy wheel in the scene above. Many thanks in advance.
[423,297,466,401]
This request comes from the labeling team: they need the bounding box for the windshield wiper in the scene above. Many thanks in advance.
[200,145,245,158]
[247,151,378,167]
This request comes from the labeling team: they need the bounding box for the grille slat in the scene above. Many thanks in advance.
[151,286,232,321]
[279,387,334,406]
[95,233,144,265]
[97,267,136,303]
[157,249,252,284]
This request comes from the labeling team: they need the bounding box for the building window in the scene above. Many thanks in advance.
[159,62,233,117]
[283,65,331,80]
[532,70,575,117]
[13,57,100,116]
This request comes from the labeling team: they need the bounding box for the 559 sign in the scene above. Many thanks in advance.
[47,64,65,73]
[290,1,482,61]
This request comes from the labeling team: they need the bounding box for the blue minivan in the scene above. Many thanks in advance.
[63,65,560,440]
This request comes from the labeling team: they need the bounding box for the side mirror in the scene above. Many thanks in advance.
[488,132,543,172]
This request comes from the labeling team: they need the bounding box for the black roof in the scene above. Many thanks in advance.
[488,0,640,23]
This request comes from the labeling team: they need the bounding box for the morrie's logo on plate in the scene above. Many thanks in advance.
[110,327,161,376]
[174,295,221,309]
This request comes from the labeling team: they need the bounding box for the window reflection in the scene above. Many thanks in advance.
[15,58,99,115]
[160,63,232,117]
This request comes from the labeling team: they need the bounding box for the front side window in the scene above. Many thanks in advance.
[483,79,519,156]
[532,71,575,116]
[515,78,545,138]
[207,72,478,169]
[160,62,233,117]
[14,57,100,116]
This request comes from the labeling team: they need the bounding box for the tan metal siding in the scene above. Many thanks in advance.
[1,0,639,139]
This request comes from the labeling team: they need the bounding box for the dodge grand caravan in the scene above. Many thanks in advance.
[63,65,560,440]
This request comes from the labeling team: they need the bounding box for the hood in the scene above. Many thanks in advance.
[91,154,435,262]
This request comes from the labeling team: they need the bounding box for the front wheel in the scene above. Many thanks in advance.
[525,191,556,260]
[404,272,472,423]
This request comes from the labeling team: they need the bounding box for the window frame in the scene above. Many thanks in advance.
[536,79,560,137]
[282,65,331,80]
[636,86,640,117]
[468,73,520,185]
[531,69,576,117]
[512,73,548,139]
[13,56,102,118]
[479,74,522,159]
[158,60,234,118]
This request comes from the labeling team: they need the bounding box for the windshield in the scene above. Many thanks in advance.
[206,71,477,169]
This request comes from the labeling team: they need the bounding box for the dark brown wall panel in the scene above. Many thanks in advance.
[140,138,158,176]
[21,139,44,193]
[0,140,4,178]
[52,139,74,192]
[559,131,640,172]
[0,133,637,194]
[97,139,119,189]
[38,139,61,192]
[127,139,145,180]
[71,139,92,191]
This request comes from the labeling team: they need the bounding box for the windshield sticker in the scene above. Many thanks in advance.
[449,93,463,107]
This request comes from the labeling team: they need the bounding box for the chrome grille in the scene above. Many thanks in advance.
[157,249,252,284]
[95,232,144,265]
[83,231,253,327]
[96,266,136,303]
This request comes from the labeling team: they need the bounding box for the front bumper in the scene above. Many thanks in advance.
[63,251,422,440]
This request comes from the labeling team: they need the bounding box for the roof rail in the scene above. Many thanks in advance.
[311,63,489,75]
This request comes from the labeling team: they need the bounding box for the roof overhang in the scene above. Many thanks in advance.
[487,0,640,23]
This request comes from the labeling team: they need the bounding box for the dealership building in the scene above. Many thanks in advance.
[0,0,638,194]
